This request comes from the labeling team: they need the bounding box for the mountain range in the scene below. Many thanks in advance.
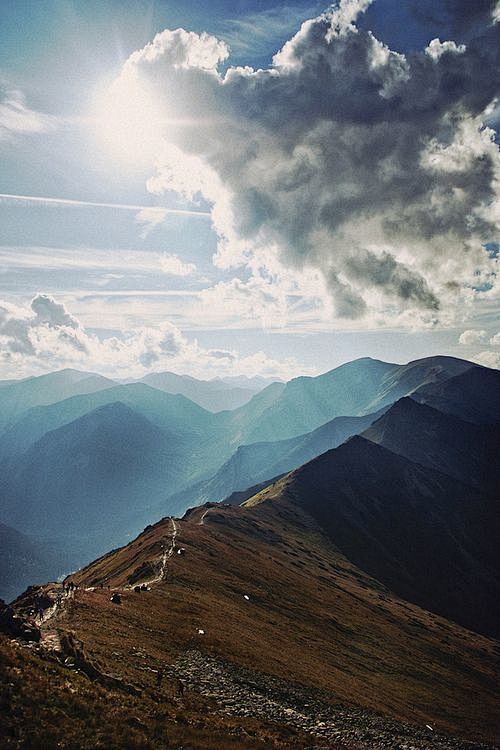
[0,355,498,608]
[0,353,499,748]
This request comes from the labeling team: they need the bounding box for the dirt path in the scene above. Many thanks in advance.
[199,508,211,525]
[147,517,178,585]
[35,586,75,650]
[167,650,496,750]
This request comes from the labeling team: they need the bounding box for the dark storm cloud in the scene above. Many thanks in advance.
[126,0,500,320]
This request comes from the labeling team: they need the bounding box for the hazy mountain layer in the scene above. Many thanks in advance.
[0,522,73,604]
[175,409,387,508]
[0,402,187,564]
[140,371,260,412]
[0,369,116,434]
[222,356,473,445]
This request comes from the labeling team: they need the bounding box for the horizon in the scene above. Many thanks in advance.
[0,351,486,388]
[0,0,499,380]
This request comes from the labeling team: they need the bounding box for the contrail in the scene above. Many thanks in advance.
[0,193,211,218]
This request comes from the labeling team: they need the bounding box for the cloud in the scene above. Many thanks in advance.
[108,0,499,326]
[0,294,304,380]
[159,254,197,276]
[0,295,87,358]
[425,38,466,60]
[220,3,325,56]
[458,328,487,344]
[473,350,500,368]
[489,331,500,344]
[0,86,55,140]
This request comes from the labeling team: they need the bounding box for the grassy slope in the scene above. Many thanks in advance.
[9,503,497,745]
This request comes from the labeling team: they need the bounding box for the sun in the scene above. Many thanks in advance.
[90,69,164,167]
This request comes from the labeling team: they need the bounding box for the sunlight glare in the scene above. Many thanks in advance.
[91,71,164,167]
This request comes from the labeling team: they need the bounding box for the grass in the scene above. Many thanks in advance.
[3,500,499,747]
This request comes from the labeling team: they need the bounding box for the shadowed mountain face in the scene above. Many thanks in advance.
[247,436,500,639]
[412,366,500,424]
[363,397,500,491]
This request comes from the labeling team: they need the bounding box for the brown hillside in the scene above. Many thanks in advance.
[3,498,499,748]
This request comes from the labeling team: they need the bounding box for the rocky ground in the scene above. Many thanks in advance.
[167,649,498,750]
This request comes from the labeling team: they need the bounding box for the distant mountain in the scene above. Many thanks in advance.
[177,408,387,507]
[2,354,497,603]
[0,522,72,603]
[219,374,281,388]
[0,383,219,476]
[0,369,116,434]
[363,397,500,491]
[140,371,261,412]
[224,356,473,445]
[0,401,187,559]
[247,436,500,638]
[413,365,500,424]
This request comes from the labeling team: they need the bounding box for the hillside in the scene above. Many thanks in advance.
[413,366,500,424]
[363,397,500,490]
[247,436,500,639]
[1,501,498,749]
[1,355,498,605]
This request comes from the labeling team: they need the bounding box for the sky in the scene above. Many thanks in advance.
[0,0,499,380]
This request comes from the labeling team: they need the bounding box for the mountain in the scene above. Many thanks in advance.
[0,382,220,475]
[2,355,497,605]
[247,436,500,639]
[0,369,116,434]
[363,397,500,491]
[139,371,260,412]
[0,522,72,604]
[413,365,500,424]
[176,408,387,507]
[2,498,498,748]
[0,401,187,561]
[223,356,473,445]
[220,374,281,388]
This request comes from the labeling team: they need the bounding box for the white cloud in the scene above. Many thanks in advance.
[489,331,500,345]
[159,254,197,276]
[458,329,487,345]
[109,3,499,327]
[473,350,500,369]
[0,87,56,140]
[425,38,466,61]
[0,294,305,380]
